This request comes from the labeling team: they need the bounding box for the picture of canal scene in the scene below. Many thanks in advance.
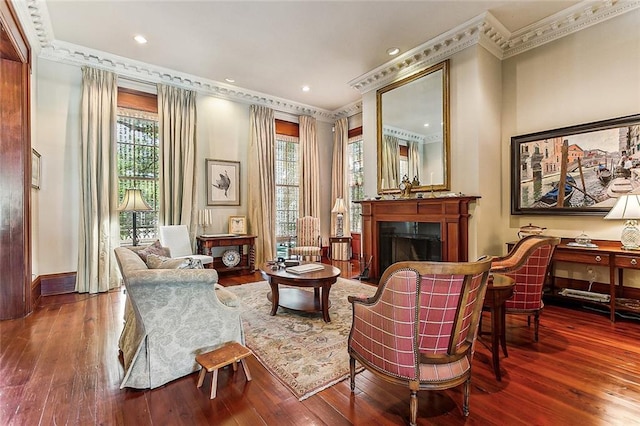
[514,118,640,213]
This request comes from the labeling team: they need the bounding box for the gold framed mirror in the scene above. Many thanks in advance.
[377,59,450,194]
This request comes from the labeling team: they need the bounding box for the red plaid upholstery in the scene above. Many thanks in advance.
[348,259,492,423]
[492,240,556,312]
[349,269,419,379]
[418,272,486,382]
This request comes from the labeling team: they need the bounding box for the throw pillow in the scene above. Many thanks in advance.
[146,254,204,269]
[136,240,170,262]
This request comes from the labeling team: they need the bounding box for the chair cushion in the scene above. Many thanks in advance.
[419,355,471,383]
[146,254,204,269]
[135,240,171,262]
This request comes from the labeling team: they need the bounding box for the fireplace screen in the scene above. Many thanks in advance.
[379,222,442,272]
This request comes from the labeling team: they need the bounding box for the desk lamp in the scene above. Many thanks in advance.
[118,189,152,246]
[604,194,640,250]
[332,198,347,237]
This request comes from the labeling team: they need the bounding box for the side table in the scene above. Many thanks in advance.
[329,236,352,261]
[197,234,256,275]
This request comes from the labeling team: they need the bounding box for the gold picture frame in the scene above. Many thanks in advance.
[229,215,247,235]
[32,148,41,190]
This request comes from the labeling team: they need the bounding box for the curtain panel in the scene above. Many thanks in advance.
[248,105,276,265]
[299,115,320,219]
[77,67,120,293]
[331,117,351,237]
[157,84,197,239]
[382,134,400,189]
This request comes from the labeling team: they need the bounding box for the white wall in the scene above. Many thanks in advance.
[35,59,82,275]
[33,60,335,276]
[501,9,640,285]
[501,9,640,243]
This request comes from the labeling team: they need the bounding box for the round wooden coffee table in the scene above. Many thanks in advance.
[260,262,341,322]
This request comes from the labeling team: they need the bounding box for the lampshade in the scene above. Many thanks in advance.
[604,195,640,220]
[605,194,640,250]
[331,198,347,214]
[118,189,152,212]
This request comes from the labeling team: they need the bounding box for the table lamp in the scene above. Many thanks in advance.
[118,188,152,246]
[604,194,640,250]
[331,198,347,237]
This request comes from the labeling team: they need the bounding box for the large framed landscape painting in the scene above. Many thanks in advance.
[511,114,640,215]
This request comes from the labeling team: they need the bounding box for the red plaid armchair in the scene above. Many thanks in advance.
[348,258,492,425]
[490,235,560,343]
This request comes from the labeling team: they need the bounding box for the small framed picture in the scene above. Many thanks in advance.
[206,159,240,206]
[229,216,247,235]
[32,148,41,190]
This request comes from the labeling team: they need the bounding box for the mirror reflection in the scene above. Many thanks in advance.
[377,60,450,193]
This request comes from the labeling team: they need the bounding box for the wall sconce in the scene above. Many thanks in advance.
[118,188,152,246]
[331,198,347,237]
[604,194,640,250]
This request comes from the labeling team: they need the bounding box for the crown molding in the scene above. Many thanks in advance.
[12,0,640,114]
[503,0,640,58]
[349,0,640,94]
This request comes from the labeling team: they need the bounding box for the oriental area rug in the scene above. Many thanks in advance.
[226,278,376,400]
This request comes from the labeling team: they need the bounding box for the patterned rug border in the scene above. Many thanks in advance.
[227,278,376,400]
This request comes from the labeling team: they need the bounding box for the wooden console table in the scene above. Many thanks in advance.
[510,238,640,322]
[197,234,256,275]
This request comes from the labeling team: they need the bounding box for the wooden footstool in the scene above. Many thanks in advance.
[195,342,252,399]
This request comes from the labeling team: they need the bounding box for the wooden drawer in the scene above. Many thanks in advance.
[614,254,640,269]
[554,250,610,266]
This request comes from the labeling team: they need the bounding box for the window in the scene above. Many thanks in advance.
[117,108,160,244]
[275,134,299,252]
[348,133,364,233]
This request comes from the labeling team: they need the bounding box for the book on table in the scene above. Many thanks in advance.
[286,263,325,274]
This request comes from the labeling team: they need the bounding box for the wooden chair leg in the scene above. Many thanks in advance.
[534,311,540,342]
[410,390,418,426]
[463,378,470,416]
[349,356,356,392]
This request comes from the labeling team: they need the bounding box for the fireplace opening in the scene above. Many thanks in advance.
[379,221,442,272]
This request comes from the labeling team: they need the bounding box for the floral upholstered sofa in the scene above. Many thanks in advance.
[114,246,244,389]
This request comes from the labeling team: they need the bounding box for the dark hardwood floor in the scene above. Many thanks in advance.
[2,262,640,425]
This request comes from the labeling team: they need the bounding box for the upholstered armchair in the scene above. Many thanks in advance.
[288,216,322,261]
[348,258,492,425]
[490,235,561,343]
[159,224,214,266]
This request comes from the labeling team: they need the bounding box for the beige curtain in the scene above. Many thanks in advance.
[408,141,421,183]
[382,134,400,189]
[331,118,351,236]
[157,84,197,238]
[248,105,276,265]
[77,67,119,293]
[299,115,320,218]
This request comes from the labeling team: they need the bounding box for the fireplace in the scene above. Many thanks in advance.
[358,196,479,280]
[379,222,442,272]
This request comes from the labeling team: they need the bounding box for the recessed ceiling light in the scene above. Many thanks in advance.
[424,123,429,127]
[134,35,147,44]
[387,47,400,56]
[302,86,310,92]
[225,78,235,83]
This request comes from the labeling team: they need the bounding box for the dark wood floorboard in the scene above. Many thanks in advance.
[2,263,640,425]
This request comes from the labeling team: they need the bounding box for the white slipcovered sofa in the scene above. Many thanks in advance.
[114,246,244,389]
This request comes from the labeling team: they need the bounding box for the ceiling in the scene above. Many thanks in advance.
[39,0,583,112]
